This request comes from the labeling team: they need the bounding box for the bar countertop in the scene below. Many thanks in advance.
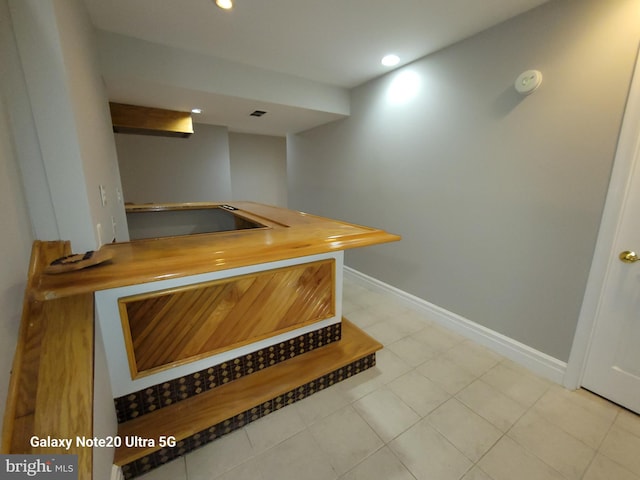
[33,202,400,300]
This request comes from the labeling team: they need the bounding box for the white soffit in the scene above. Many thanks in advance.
[96,31,349,136]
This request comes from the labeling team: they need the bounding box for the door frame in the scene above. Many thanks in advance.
[565,48,640,390]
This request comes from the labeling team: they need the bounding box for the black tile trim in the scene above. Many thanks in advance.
[120,352,375,480]
[115,323,342,423]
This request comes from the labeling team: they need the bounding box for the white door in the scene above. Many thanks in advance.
[580,55,640,414]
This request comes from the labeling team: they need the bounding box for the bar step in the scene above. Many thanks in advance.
[114,319,381,468]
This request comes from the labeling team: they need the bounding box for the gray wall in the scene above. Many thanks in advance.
[8,0,128,250]
[287,0,640,362]
[229,132,287,206]
[115,123,232,203]
[0,5,34,443]
[116,127,288,207]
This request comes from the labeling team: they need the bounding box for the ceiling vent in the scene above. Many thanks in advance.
[109,103,194,138]
[250,110,267,117]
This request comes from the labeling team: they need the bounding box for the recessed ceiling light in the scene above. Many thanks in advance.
[191,108,203,114]
[216,0,233,10]
[381,54,400,67]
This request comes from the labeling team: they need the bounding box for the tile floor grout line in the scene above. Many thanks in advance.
[589,412,640,480]
[501,392,590,480]
[333,443,387,480]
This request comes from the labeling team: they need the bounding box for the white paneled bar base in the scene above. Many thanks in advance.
[96,252,344,398]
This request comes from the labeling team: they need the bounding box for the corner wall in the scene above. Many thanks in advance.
[115,123,233,203]
[229,133,287,207]
[116,128,288,207]
[287,0,640,362]
[0,25,34,447]
[8,0,128,250]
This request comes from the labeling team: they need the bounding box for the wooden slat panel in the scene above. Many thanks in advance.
[121,260,335,377]
[158,280,250,365]
[114,319,381,466]
[33,293,94,480]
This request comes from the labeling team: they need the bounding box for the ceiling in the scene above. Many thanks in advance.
[82,0,550,135]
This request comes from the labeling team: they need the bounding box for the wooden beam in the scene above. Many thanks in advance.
[109,102,193,138]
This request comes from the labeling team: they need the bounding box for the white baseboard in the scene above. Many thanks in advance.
[344,267,567,384]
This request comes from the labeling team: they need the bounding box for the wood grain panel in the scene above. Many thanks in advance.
[120,259,335,377]
[33,293,94,480]
[9,415,33,453]
[2,240,70,454]
[14,301,44,418]
[110,102,193,137]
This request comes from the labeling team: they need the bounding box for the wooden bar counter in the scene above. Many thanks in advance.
[17,203,399,479]
[33,202,400,301]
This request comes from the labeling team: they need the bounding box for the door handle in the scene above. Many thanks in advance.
[619,251,640,263]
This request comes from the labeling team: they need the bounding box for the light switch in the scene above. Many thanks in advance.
[96,223,103,247]
[99,185,108,206]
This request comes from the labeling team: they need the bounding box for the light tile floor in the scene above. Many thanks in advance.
[138,278,640,480]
